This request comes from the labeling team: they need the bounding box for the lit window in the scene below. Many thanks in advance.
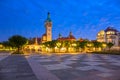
[106,31,115,35]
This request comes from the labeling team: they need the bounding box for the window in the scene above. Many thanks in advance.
[106,31,115,35]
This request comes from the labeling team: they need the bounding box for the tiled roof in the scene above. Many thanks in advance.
[57,36,76,41]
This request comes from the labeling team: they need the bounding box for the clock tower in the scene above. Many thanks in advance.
[45,12,52,41]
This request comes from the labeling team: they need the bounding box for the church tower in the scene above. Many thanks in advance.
[45,12,52,41]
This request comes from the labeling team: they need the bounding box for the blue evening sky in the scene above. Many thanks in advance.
[0,0,120,41]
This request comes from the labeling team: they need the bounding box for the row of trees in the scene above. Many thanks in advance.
[42,40,114,52]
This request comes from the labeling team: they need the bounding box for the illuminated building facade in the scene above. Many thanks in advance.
[97,27,120,46]
[97,30,106,42]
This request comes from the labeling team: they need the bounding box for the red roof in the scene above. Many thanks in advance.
[57,36,76,41]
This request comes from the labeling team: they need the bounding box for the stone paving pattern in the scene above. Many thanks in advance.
[0,53,120,80]
[0,53,9,61]
[30,54,120,80]
[0,55,38,80]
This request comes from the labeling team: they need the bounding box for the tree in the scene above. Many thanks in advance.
[48,40,57,52]
[56,41,62,52]
[9,35,27,53]
[78,41,88,52]
[2,41,11,48]
[92,41,102,51]
[42,40,57,52]
[64,41,71,52]
[107,42,114,51]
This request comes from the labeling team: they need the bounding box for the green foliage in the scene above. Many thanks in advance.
[93,41,102,48]
[64,41,71,47]
[2,41,11,48]
[42,40,106,52]
[107,42,114,49]
[42,40,57,48]
[76,41,88,49]
[8,35,28,52]
[49,40,57,48]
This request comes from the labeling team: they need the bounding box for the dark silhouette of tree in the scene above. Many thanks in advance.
[79,41,88,52]
[48,40,57,52]
[2,41,11,48]
[107,42,114,51]
[8,35,27,53]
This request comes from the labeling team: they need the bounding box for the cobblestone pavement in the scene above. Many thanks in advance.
[29,53,120,80]
[0,55,38,80]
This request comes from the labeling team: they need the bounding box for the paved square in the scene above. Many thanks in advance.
[30,53,120,80]
[0,55,38,80]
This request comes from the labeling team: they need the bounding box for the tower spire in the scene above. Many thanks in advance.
[47,12,50,18]
[46,12,51,22]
